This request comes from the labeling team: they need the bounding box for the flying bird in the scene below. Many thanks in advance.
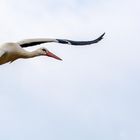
[0,33,105,65]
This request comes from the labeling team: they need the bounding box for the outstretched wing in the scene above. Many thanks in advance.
[17,33,105,48]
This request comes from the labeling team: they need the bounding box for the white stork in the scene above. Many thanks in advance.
[0,33,105,65]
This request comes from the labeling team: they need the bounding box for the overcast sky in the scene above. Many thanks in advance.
[0,0,140,140]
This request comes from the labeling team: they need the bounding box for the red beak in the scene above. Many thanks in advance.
[46,51,62,61]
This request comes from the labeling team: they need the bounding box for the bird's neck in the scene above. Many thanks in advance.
[22,50,40,58]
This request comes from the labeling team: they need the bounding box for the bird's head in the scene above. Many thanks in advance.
[37,48,62,61]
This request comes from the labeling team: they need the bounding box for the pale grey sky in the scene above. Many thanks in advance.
[0,0,140,140]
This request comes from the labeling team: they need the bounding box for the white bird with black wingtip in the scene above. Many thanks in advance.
[0,33,105,65]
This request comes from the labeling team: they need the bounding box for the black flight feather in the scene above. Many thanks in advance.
[19,33,105,48]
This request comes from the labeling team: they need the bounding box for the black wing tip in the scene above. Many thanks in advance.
[95,32,105,43]
[101,32,105,38]
[56,32,105,46]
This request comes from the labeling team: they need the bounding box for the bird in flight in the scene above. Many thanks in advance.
[0,33,105,65]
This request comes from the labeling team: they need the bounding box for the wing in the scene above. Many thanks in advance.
[17,38,58,48]
[17,33,105,48]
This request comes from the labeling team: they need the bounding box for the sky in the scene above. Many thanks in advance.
[0,0,140,140]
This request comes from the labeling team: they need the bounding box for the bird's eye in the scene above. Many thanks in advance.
[42,48,46,52]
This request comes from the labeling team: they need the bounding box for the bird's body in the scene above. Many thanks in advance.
[0,43,32,64]
[0,43,23,64]
[0,33,105,65]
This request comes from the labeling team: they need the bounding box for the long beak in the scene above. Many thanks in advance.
[46,51,62,61]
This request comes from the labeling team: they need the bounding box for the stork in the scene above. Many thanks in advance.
[0,33,105,65]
